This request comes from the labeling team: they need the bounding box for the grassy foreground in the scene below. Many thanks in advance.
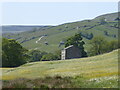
[1,49,119,88]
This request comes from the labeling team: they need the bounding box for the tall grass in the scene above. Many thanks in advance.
[3,75,118,88]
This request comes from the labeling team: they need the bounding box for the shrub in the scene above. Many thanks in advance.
[27,50,47,62]
[3,76,74,88]
[41,53,58,61]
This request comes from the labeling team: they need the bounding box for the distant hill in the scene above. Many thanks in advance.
[1,25,53,33]
[2,12,119,52]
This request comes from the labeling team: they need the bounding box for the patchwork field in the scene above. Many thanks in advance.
[1,49,119,88]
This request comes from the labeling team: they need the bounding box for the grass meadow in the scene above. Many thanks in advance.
[1,49,119,88]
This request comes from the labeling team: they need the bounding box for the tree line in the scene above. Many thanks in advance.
[88,36,119,56]
[2,38,61,67]
[2,33,119,67]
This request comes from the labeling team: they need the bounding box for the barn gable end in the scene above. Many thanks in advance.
[61,45,82,60]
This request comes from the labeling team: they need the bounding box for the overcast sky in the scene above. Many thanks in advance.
[1,2,118,25]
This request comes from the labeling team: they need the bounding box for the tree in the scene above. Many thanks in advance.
[89,37,107,56]
[107,40,118,52]
[79,32,93,40]
[65,33,87,57]
[28,50,47,62]
[41,53,58,61]
[54,50,61,60]
[88,37,118,56]
[2,38,28,67]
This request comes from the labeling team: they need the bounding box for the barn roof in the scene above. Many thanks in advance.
[64,45,74,49]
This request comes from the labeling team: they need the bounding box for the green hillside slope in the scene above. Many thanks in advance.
[1,49,118,81]
[2,12,118,52]
[93,12,118,21]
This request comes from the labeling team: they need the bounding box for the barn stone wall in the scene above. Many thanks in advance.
[61,45,82,60]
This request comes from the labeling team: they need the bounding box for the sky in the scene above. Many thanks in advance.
[1,2,118,26]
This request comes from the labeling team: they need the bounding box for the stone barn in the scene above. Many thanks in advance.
[61,45,82,60]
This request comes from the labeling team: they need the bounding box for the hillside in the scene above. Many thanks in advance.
[93,12,118,21]
[2,12,119,52]
[1,49,118,80]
